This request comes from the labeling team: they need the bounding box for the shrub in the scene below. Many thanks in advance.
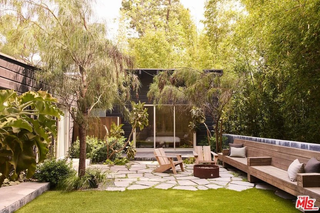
[114,158,129,165]
[34,159,75,189]
[183,157,195,164]
[61,168,106,191]
[68,136,126,163]
[105,136,126,161]
[104,159,114,165]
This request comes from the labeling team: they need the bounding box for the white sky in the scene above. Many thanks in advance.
[92,0,206,40]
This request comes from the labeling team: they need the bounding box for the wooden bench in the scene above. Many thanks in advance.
[218,138,320,207]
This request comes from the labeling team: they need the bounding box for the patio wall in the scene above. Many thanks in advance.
[224,134,320,152]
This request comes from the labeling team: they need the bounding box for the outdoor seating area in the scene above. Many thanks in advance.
[218,137,320,207]
[2,0,320,212]
[1,160,300,212]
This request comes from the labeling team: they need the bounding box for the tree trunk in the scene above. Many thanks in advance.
[78,123,87,177]
[215,123,219,153]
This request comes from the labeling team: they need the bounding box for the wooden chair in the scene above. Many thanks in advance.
[154,148,184,174]
[193,146,218,164]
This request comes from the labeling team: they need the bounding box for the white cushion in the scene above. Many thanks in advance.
[287,159,304,181]
[229,147,246,158]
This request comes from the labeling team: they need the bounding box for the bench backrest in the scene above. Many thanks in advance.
[233,138,320,171]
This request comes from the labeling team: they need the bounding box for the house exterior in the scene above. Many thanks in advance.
[105,68,215,150]
[0,52,72,159]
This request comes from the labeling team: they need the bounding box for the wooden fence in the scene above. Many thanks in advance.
[73,117,120,141]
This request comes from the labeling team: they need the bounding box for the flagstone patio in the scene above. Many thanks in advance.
[89,161,271,192]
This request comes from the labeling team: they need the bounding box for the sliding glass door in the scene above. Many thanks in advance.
[135,105,193,149]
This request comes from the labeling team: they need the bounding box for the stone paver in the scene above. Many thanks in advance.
[127,185,151,190]
[173,186,198,191]
[206,184,224,189]
[114,180,133,187]
[135,181,160,187]
[86,161,279,194]
[155,183,176,190]
[227,184,252,192]
[177,180,197,186]
[197,185,208,190]
[192,179,210,185]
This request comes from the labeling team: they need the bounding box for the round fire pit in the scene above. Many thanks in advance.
[193,164,219,179]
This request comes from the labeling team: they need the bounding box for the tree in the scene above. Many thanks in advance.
[121,0,198,68]
[1,0,139,176]
[0,90,62,186]
[202,0,320,143]
[148,68,235,152]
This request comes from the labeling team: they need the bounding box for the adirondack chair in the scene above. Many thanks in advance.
[193,146,218,164]
[154,148,184,174]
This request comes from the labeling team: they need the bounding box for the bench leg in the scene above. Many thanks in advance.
[222,162,230,168]
[247,174,260,183]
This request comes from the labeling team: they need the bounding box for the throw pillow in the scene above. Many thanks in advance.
[305,157,320,173]
[229,143,244,156]
[287,159,304,182]
[229,147,246,158]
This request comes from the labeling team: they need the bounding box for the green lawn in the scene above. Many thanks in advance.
[17,188,299,213]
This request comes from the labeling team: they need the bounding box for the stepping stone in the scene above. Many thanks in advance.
[227,184,251,192]
[117,170,136,174]
[208,177,231,182]
[127,174,144,179]
[105,187,126,192]
[127,185,151,190]
[154,183,175,190]
[176,176,199,180]
[143,173,159,178]
[208,180,229,186]
[153,173,171,177]
[146,178,166,182]
[135,181,159,187]
[111,167,129,171]
[130,165,146,169]
[205,184,224,189]
[197,186,208,190]
[174,174,189,177]
[114,180,133,187]
[114,174,127,178]
[229,177,243,181]
[173,186,198,191]
[138,177,152,181]
[106,174,116,178]
[137,169,154,174]
[230,181,254,187]
[177,180,197,186]
[162,176,176,181]
[192,179,210,185]
[220,173,234,178]
[167,180,178,184]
